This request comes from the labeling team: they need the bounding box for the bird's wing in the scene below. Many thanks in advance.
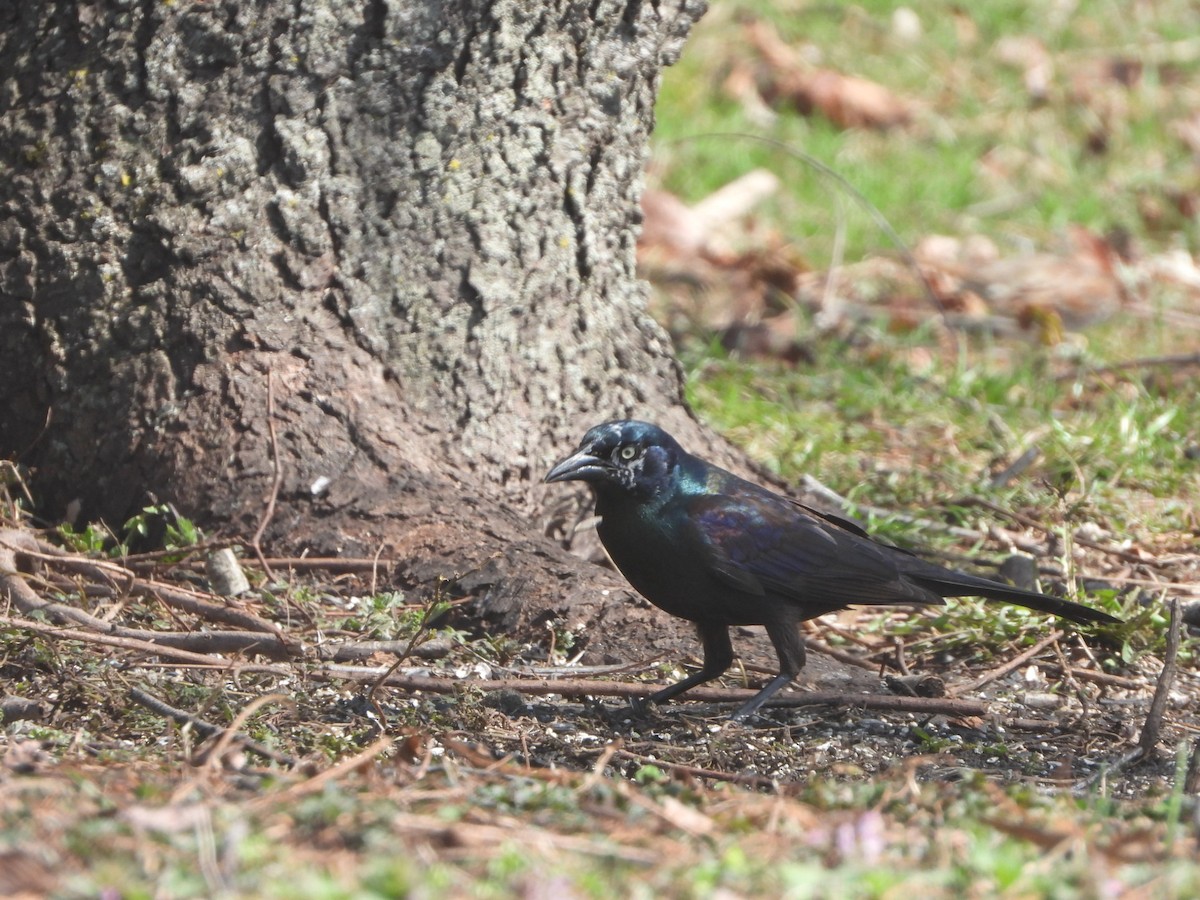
[683,489,943,608]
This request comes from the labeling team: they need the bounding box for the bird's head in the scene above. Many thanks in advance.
[545,420,684,501]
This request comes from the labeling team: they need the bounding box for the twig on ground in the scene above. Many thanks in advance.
[1052,636,1092,719]
[1076,599,1183,792]
[249,735,393,812]
[1,531,298,655]
[988,446,1041,489]
[1073,575,1200,594]
[0,615,291,671]
[612,747,780,790]
[1139,599,1182,758]
[92,579,287,637]
[129,687,296,767]
[964,630,1063,693]
[369,542,386,598]
[250,368,283,580]
[197,693,294,770]
[3,532,129,586]
[347,667,994,717]
[806,620,882,652]
[1042,665,1144,690]
[0,609,456,668]
[805,638,879,670]
[579,739,623,793]
[367,595,451,724]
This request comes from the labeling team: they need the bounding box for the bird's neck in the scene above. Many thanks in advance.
[593,483,668,517]
[592,456,710,519]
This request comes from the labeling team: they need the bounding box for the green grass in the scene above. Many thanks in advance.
[685,324,1199,538]
[654,0,1200,264]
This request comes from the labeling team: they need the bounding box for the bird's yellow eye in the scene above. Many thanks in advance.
[619,445,638,461]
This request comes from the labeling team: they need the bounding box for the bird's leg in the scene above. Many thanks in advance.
[730,618,807,722]
[645,621,734,707]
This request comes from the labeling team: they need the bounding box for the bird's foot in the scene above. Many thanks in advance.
[629,695,657,718]
[727,705,762,726]
[729,672,796,723]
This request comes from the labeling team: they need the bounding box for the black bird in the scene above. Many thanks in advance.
[546,420,1120,722]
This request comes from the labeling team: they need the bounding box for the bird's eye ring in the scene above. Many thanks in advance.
[619,445,638,461]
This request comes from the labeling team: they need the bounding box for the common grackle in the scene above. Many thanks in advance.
[546,420,1121,722]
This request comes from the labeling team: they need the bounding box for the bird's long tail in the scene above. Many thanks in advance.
[911,571,1121,625]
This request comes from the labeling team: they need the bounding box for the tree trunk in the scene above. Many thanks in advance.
[0,0,732,659]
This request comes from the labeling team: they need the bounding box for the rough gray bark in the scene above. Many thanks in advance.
[0,0,722,654]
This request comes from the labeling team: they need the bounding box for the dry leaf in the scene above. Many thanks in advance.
[640,188,707,260]
[793,69,914,130]
[915,228,1124,336]
[950,8,979,46]
[654,795,716,836]
[640,170,780,264]
[641,170,808,355]
[745,19,914,130]
[723,60,778,127]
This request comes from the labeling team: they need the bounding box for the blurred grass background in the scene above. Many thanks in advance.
[654,0,1200,263]
[649,0,1200,554]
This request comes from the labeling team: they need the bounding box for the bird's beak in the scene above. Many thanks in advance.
[545,449,611,484]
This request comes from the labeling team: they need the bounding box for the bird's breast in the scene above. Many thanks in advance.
[595,506,771,626]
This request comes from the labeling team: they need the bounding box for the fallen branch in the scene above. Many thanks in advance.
[2,531,298,657]
[251,557,401,573]
[328,666,994,717]
[3,536,446,664]
[13,522,290,637]
[0,615,293,670]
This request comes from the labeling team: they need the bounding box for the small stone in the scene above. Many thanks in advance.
[206,548,251,596]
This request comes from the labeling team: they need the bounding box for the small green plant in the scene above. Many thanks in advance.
[633,764,668,786]
[55,504,201,558]
[122,503,201,552]
[56,521,116,555]
[337,591,417,640]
